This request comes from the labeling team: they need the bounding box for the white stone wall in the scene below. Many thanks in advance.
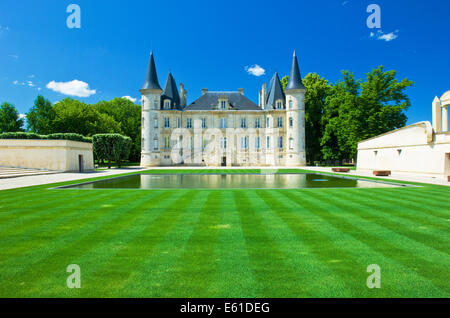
[0,139,94,172]
[357,121,450,177]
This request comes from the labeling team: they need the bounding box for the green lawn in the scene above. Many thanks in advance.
[0,169,449,297]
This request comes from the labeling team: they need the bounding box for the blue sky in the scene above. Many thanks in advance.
[0,0,449,124]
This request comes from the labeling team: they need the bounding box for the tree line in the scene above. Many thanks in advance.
[0,96,141,161]
[281,65,413,164]
[0,65,412,165]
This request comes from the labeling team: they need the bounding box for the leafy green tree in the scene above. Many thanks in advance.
[0,102,24,133]
[93,97,141,161]
[321,66,413,161]
[26,95,55,134]
[52,98,120,136]
[93,134,132,168]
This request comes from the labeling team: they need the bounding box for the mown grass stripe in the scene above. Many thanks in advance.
[254,190,370,297]
[160,191,222,297]
[234,190,314,297]
[331,190,450,256]
[276,189,446,297]
[19,190,181,297]
[210,191,258,298]
[288,190,449,295]
[75,191,199,297]
[0,191,168,296]
[117,191,209,297]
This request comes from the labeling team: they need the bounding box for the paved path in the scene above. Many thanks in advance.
[0,166,447,190]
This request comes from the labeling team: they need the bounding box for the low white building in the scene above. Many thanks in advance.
[357,91,450,179]
[0,139,94,172]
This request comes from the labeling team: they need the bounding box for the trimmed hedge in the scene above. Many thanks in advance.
[92,134,132,168]
[0,132,91,143]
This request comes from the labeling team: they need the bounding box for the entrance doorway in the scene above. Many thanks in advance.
[221,156,227,167]
[78,155,84,173]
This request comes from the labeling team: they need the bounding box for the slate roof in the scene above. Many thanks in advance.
[161,72,181,110]
[141,51,162,90]
[285,50,305,90]
[266,72,285,109]
[184,92,260,111]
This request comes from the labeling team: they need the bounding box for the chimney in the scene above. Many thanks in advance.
[238,88,244,95]
[202,88,208,95]
[261,83,267,109]
[180,83,187,107]
[432,96,442,132]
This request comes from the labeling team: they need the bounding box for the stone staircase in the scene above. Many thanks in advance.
[0,167,61,179]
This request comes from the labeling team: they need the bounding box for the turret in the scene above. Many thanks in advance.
[161,72,181,110]
[140,51,163,167]
[285,50,306,166]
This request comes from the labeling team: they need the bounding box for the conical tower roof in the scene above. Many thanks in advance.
[141,51,162,90]
[266,72,285,109]
[162,72,181,109]
[286,50,305,91]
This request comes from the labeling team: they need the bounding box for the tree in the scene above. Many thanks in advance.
[0,102,24,133]
[52,98,120,136]
[321,66,413,161]
[93,134,132,168]
[26,95,55,134]
[93,97,141,161]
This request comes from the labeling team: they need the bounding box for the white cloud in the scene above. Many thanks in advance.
[13,80,19,85]
[10,55,18,60]
[46,80,96,97]
[370,29,399,42]
[122,96,137,103]
[19,114,26,119]
[28,75,35,78]
[245,64,266,77]
[342,1,350,5]
[27,81,35,87]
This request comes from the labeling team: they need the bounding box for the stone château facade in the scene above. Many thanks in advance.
[140,51,306,167]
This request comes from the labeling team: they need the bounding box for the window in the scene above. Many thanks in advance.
[289,137,294,149]
[202,138,207,150]
[176,117,181,128]
[289,117,293,128]
[186,118,192,129]
[266,136,271,149]
[154,118,158,128]
[221,100,227,110]
[220,137,227,149]
[255,136,261,149]
[241,136,248,149]
[201,118,207,129]
[220,118,227,129]
[164,100,171,109]
[277,117,283,128]
[289,100,293,109]
[153,138,159,150]
[241,118,247,128]
[276,101,283,109]
[164,117,170,128]
[266,118,270,128]
[164,136,170,149]
[278,136,283,149]
[255,118,261,128]
[153,99,159,109]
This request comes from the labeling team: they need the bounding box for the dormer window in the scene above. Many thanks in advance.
[276,100,283,109]
[221,100,227,110]
[289,100,293,109]
[164,100,171,109]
